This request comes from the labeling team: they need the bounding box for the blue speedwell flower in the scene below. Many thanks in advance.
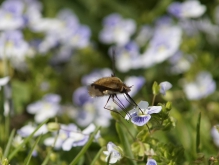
[103,142,122,164]
[146,158,157,165]
[125,101,162,126]
[168,0,206,19]
[159,81,172,95]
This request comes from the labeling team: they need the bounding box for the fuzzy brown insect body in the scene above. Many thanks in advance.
[88,77,131,97]
[88,76,140,117]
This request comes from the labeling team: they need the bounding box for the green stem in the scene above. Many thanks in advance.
[116,122,137,165]
[3,129,15,159]
[196,112,201,153]
[8,119,49,161]
[151,94,156,106]
[90,147,105,165]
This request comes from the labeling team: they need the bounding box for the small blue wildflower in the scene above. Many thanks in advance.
[168,1,206,19]
[183,71,216,100]
[159,81,172,95]
[146,158,157,165]
[99,13,136,46]
[125,101,162,126]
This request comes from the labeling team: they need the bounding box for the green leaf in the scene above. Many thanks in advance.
[8,119,48,161]
[196,112,201,153]
[3,129,15,159]
[116,122,137,165]
[24,135,42,165]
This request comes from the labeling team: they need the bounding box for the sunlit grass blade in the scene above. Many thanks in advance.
[3,129,15,159]
[24,135,42,165]
[196,112,201,153]
[8,119,48,161]
[90,147,105,165]
[116,122,137,165]
[69,126,101,165]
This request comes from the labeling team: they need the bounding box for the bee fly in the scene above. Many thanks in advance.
[88,48,143,117]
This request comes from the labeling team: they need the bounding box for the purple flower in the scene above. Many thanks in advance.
[17,123,48,137]
[146,158,157,165]
[0,0,25,30]
[168,1,206,19]
[125,101,162,126]
[27,94,61,123]
[159,81,172,95]
[99,13,136,46]
[73,86,92,106]
[111,41,141,72]
[183,71,216,100]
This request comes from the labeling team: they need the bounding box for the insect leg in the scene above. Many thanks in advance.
[125,92,144,114]
[104,95,125,118]
[114,95,131,117]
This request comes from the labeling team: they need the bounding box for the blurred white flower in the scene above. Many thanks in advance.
[0,30,29,69]
[44,123,96,151]
[0,0,25,30]
[0,77,10,90]
[168,0,206,19]
[141,24,182,68]
[211,125,219,147]
[183,71,216,100]
[112,41,141,72]
[103,142,122,164]
[99,13,136,46]
[17,123,48,137]
[27,94,61,123]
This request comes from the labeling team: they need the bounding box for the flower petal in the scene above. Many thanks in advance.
[138,101,149,109]
[146,158,157,165]
[159,81,172,95]
[131,115,151,126]
[147,106,162,114]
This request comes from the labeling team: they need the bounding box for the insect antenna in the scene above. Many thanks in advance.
[109,46,117,77]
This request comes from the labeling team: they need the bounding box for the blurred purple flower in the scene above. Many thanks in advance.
[17,123,48,137]
[0,30,29,69]
[27,94,61,123]
[183,71,216,100]
[99,13,136,46]
[0,0,25,30]
[44,123,78,150]
[44,123,97,151]
[159,81,172,95]
[111,41,141,72]
[73,86,92,106]
[168,1,206,19]
[125,101,162,126]
[141,24,182,68]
